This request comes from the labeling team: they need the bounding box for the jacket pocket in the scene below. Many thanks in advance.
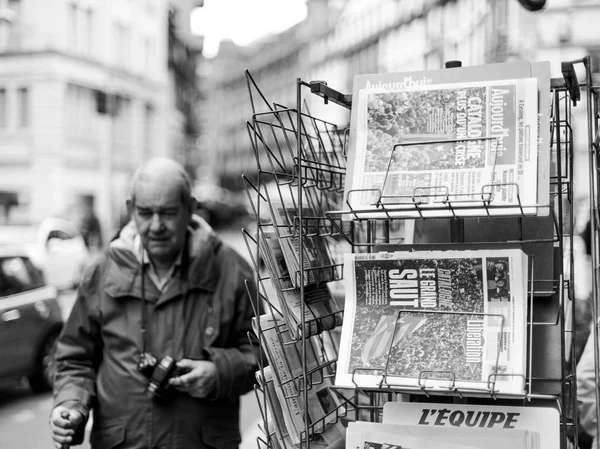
[201,424,241,449]
[90,418,126,449]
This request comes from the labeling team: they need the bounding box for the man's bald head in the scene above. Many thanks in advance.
[126,158,196,269]
[127,157,193,209]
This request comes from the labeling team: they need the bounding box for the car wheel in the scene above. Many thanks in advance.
[29,329,60,393]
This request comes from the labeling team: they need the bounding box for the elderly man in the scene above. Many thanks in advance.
[50,158,258,449]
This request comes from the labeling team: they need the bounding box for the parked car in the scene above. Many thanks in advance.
[194,184,251,229]
[0,217,90,291]
[0,245,63,392]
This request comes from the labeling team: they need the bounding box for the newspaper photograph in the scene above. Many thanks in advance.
[335,249,528,395]
[345,76,539,218]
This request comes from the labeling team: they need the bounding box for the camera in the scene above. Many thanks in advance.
[137,352,180,404]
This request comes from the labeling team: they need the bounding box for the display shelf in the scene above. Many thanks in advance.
[241,57,598,448]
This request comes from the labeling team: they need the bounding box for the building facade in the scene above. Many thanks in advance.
[0,0,177,239]
[198,0,499,190]
[167,0,204,179]
[196,0,339,190]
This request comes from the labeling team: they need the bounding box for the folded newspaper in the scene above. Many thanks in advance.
[259,227,343,340]
[268,199,336,287]
[253,314,345,446]
[335,249,528,396]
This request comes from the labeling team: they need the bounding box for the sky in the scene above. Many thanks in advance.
[190,0,308,58]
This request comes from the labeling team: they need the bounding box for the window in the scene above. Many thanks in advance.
[113,22,130,68]
[0,0,20,50]
[18,87,29,127]
[0,89,6,128]
[68,3,77,52]
[85,8,93,56]
[66,84,97,141]
[17,87,30,128]
[0,257,42,296]
[47,229,74,242]
[8,0,21,11]
[22,257,44,288]
[144,37,152,73]
[114,95,131,147]
[144,103,155,155]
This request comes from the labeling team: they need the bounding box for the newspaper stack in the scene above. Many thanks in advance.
[268,199,336,287]
[259,226,343,340]
[346,421,539,449]
[252,314,346,448]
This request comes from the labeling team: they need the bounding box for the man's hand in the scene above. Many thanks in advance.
[49,406,84,449]
[169,358,217,398]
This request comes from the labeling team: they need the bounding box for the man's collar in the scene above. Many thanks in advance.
[133,234,185,271]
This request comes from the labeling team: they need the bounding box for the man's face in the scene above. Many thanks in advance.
[129,180,190,267]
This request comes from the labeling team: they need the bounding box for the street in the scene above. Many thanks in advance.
[0,385,261,449]
[0,227,261,449]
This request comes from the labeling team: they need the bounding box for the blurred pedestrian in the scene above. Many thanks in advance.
[78,205,103,251]
[49,157,258,449]
[575,219,595,449]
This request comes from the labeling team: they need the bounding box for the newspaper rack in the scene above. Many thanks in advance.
[241,58,595,449]
[342,136,546,221]
[584,56,600,447]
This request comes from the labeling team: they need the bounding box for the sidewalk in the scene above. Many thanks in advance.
[240,391,262,449]
[216,227,262,448]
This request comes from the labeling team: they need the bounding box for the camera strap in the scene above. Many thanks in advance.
[140,255,149,354]
[139,241,189,356]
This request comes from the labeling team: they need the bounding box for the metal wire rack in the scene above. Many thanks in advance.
[241,56,597,448]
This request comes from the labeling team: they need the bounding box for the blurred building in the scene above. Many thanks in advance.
[199,0,600,202]
[168,0,204,179]
[523,0,600,222]
[0,0,201,239]
[197,0,341,190]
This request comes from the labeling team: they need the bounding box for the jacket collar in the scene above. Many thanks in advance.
[104,215,221,305]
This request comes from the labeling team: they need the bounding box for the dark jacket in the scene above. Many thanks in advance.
[53,217,258,449]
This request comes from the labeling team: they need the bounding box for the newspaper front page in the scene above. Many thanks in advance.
[335,249,528,395]
[382,402,558,449]
[345,76,539,218]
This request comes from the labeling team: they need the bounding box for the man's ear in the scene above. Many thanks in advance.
[188,196,197,218]
[126,199,134,216]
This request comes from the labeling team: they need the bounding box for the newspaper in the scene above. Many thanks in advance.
[253,314,345,446]
[345,72,539,218]
[346,421,539,449]
[335,249,528,395]
[383,402,558,449]
[259,227,343,340]
[269,199,336,287]
[255,366,297,449]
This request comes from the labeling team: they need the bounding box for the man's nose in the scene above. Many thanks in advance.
[150,213,164,231]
